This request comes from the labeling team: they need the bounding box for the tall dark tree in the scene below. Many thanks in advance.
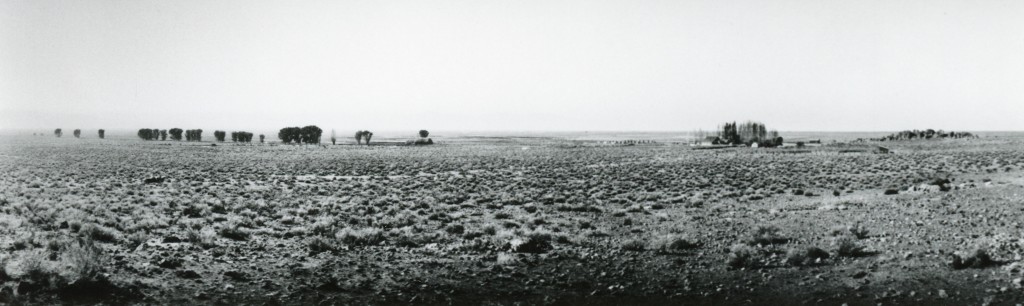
[278,127,300,144]
[160,130,168,141]
[355,131,364,144]
[73,129,81,138]
[300,125,322,144]
[168,128,183,140]
[138,128,157,140]
[364,131,373,145]
[419,130,430,138]
[214,131,226,142]
[231,132,239,142]
[98,129,105,139]
[54,129,62,137]
[259,134,265,143]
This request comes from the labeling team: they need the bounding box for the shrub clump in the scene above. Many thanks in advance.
[336,227,385,246]
[651,234,700,253]
[949,248,995,269]
[830,223,869,239]
[505,229,553,253]
[833,235,866,257]
[745,225,788,246]
[785,246,830,266]
[620,239,647,251]
[79,224,120,243]
[726,244,759,269]
[218,224,250,241]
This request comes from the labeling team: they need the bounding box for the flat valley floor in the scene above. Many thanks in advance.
[1,134,1024,305]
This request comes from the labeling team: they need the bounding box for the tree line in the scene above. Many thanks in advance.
[873,129,975,141]
[53,125,434,146]
[719,121,782,147]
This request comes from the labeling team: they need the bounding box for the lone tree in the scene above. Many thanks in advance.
[54,129,62,137]
[214,131,226,142]
[364,131,373,145]
[259,134,265,143]
[73,129,81,138]
[98,129,105,139]
[419,130,429,138]
[331,129,336,145]
[169,128,183,141]
[355,130,364,144]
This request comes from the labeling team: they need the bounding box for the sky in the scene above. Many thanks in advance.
[1,0,1022,132]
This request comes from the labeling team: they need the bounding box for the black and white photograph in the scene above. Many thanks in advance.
[1,0,1023,304]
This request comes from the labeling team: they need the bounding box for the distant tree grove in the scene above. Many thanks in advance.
[168,128,183,141]
[98,129,105,139]
[214,131,226,142]
[874,129,975,141]
[137,128,160,140]
[719,121,781,147]
[231,131,254,142]
[185,129,203,141]
[54,129,62,137]
[73,129,81,138]
[278,125,322,144]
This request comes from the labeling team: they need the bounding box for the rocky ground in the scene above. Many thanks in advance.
[1,135,1023,305]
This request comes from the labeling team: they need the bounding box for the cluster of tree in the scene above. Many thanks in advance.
[168,128,183,140]
[214,131,227,142]
[278,125,323,144]
[873,129,976,141]
[719,121,782,146]
[73,129,81,138]
[98,129,105,139]
[159,129,168,140]
[137,128,161,140]
[355,130,374,145]
[185,129,203,141]
[54,129,62,137]
[231,131,254,142]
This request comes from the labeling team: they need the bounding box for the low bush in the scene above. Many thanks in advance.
[950,248,995,269]
[620,239,647,251]
[785,246,830,266]
[726,244,759,269]
[651,234,700,253]
[336,227,385,246]
[746,225,788,245]
[833,235,866,257]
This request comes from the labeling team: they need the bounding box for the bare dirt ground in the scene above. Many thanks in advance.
[1,135,1023,305]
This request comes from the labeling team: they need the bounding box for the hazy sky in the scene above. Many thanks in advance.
[2,0,1022,132]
